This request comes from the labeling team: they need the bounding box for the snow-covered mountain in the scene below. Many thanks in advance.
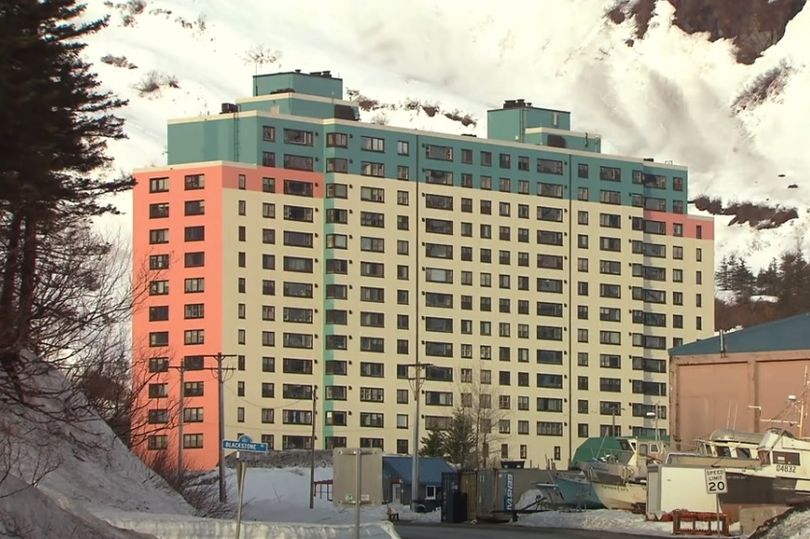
[84,0,810,273]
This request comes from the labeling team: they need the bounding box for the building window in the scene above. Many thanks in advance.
[180,434,203,449]
[326,132,348,147]
[362,136,385,152]
[284,128,314,146]
[361,161,385,177]
[600,166,621,181]
[184,226,205,242]
[184,251,204,268]
[149,177,169,193]
[149,229,168,244]
[148,202,169,219]
[537,158,563,175]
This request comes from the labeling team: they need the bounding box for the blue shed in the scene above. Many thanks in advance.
[382,455,454,507]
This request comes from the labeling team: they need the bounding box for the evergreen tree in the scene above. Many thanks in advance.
[756,259,780,296]
[442,408,475,469]
[716,255,731,290]
[0,1,131,378]
[778,251,810,315]
[419,429,446,458]
[728,256,756,298]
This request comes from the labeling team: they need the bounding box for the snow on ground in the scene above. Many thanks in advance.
[0,359,191,537]
[0,475,149,539]
[2,377,191,516]
[514,508,743,537]
[757,508,810,539]
[0,362,403,538]
[102,510,398,539]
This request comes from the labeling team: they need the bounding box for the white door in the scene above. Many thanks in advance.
[392,483,401,503]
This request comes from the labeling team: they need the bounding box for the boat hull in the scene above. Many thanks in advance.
[591,481,646,511]
[554,473,604,509]
[718,473,810,523]
[720,473,810,505]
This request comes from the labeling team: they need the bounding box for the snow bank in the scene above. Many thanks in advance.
[0,474,150,539]
[516,509,673,536]
[103,510,398,539]
[514,508,745,537]
[754,507,810,539]
[0,359,191,517]
[0,358,191,538]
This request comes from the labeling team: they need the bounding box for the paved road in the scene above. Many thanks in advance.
[394,522,660,539]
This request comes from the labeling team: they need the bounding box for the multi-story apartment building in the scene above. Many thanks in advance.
[132,70,714,470]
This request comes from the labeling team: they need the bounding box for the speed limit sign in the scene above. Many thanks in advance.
[705,468,728,494]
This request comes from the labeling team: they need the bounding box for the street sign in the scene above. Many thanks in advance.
[222,434,269,453]
[705,468,728,494]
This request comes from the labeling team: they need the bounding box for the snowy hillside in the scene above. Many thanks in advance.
[83,0,810,272]
[0,358,191,536]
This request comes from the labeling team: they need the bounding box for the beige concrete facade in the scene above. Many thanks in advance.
[134,159,714,469]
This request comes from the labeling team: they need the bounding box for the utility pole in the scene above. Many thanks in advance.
[196,352,236,504]
[611,409,617,437]
[177,363,185,485]
[309,385,317,509]
[406,362,431,510]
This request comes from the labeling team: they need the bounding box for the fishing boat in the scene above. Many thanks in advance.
[720,429,810,509]
[666,428,761,468]
[553,472,603,509]
[580,436,668,485]
[563,435,667,510]
[590,481,647,511]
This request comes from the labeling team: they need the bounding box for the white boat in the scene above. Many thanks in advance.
[666,428,761,469]
[580,437,668,486]
[721,429,810,508]
[590,481,646,511]
[698,428,762,459]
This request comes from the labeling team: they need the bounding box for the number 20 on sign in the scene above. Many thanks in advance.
[705,468,728,494]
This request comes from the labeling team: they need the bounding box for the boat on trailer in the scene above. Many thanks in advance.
[720,429,810,510]
[566,436,667,511]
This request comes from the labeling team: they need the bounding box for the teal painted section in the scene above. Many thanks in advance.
[670,312,810,356]
[570,154,687,209]
[487,108,524,142]
[166,108,689,208]
[253,72,342,99]
[488,106,571,142]
[642,163,689,212]
[322,124,418,178]
[239,97,353,120]
[167,116,260,165]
